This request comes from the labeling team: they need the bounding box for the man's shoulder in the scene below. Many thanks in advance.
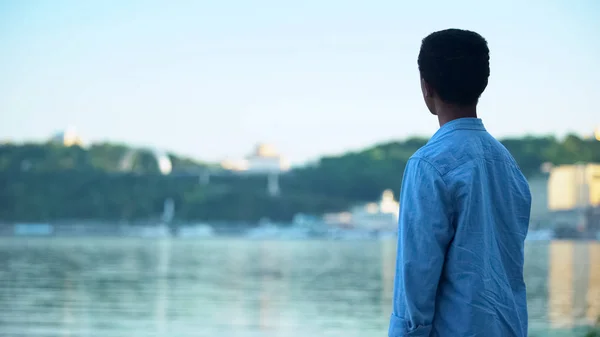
[410,131,521,178]
[409,139,456,176]
[411,140,448,159]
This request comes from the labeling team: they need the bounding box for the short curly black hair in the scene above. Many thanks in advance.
[418,29,490,105]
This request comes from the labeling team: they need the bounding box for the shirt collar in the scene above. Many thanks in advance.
[430,117,486,141]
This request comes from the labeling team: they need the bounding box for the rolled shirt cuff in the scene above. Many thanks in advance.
[389,314,432,337]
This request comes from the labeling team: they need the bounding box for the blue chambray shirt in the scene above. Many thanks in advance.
[389,118,531,337]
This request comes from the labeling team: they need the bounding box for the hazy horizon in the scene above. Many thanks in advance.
[1,1,599,164]
[3,129,594,167]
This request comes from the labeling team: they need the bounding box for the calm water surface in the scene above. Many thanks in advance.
[0,238,598,337]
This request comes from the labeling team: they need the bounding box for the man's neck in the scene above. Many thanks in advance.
[436,103,478,127]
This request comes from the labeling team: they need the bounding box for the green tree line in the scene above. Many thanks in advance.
[0,134,598,223]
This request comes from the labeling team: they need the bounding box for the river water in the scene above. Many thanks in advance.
[0,238,598,337]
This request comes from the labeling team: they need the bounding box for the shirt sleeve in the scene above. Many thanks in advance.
[389,158,455,337]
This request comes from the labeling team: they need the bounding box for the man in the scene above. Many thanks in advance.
[389,29,531,336]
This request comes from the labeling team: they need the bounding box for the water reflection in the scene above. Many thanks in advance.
[155,238,170,335]
[61,277,74,337]
[0,238,598,336]
[381,239,395,317]
[588,244,600,325]
[548,241,575,328]
[548,241,600,330]
[225,240,245,332]
[258,241,282,332]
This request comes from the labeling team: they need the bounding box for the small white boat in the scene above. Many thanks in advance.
[121,225,170,238]
[246,223,281,239]
[177,224,215,238]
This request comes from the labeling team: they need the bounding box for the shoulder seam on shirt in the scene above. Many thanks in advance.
[408,156,450,191]
[409,156,444,178]
[408,156,454,215]
[444,157,520,179]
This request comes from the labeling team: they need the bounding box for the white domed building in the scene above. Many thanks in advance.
[221,143,290,174]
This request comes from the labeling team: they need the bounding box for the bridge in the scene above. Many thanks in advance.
[118,149,281,197]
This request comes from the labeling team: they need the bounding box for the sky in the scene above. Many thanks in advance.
[0,0,599,164]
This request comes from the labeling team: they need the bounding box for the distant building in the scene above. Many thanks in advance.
[50,127,83,147]
[543,163,600,235]
[221,143,290,174]
[547,163,600,211]
[323,189,400,231]
[528,175,549,225]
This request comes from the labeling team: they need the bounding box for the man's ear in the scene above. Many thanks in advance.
[421,78,433,98]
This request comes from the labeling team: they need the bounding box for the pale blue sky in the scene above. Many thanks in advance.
[1,0,599,164]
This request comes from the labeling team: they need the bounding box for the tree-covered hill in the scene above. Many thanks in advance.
[1,134,598,223]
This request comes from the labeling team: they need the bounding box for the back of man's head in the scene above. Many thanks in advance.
[418,29,490,106]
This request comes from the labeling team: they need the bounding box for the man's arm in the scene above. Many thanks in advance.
[389,158,455,337]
